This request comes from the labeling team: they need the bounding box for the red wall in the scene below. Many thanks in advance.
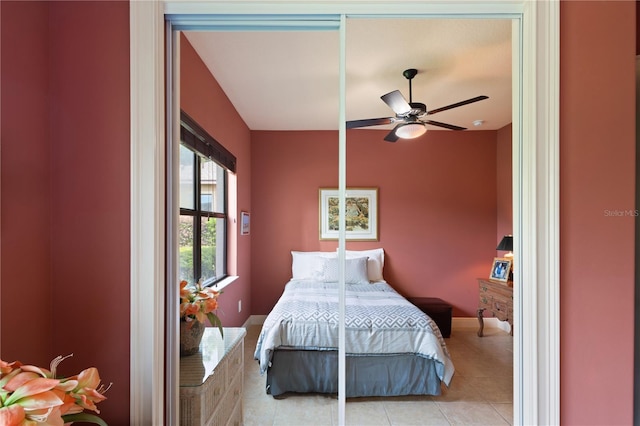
[180,34,253,327]
[560,1,635,425]
[0,1,52,367]
[0,1,636,424]
[250,129,498,316]
[1,1,131,424]
[49,2,131,424]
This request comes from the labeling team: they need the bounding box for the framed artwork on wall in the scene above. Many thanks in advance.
[489,257,512,282]
[241,211,250,235]
[319,187,378,241]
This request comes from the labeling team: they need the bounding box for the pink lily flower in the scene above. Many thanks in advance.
[0,405,26,425]
[67,367,107,413]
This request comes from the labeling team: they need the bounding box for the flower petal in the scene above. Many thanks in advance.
[29,406,64,426]
[54,379,77,392]
[0,360,21,376]
[0,368,21,390]
[20,365,51,378]
[0,405,25,425]
[15,390,63,411]
[203,298,218,312]
[75,368,100,390]
[4,372,41,392]
[179,280,191,298]
[4,377,60,406]
[51,390,79,416]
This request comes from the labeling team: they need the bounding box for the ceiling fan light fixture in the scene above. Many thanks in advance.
[395,122,426,139]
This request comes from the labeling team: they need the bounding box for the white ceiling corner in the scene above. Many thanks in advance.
[184,17,512,132]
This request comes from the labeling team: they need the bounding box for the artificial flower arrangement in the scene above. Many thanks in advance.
[179,280,223,337]
[0,353,110,426]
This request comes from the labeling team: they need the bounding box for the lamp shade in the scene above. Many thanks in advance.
[395,122,427,139]
[496,235,513,252]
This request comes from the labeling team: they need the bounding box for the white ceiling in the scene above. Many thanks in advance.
[185,18,512,132]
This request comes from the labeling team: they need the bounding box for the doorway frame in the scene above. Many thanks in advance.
[130,1,559,425]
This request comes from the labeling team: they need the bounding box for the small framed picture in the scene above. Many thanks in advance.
[240,211,250,235]
[490,257,512,282]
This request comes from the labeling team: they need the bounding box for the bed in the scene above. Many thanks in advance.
[254,248,455,398]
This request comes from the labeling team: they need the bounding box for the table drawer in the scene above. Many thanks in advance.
[477,278,514,336]
[225,340,243,386]
[492,300,510,321]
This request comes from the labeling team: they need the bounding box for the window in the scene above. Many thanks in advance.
[179,111,236,286]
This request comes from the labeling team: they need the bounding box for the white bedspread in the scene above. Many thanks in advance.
[254,279,455,385]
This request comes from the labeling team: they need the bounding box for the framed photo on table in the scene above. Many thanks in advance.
[489,257,512,282]
[319,187,378,241]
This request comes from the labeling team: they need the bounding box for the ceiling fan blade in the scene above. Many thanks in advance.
[424,120,467,131]
[381,90,411,115]
[383,124,403,142]
[427,95,489,116]
[346,117,394,129]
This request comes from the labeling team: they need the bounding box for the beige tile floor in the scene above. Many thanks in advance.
[242,322,513,426]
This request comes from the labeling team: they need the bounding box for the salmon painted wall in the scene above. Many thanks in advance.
[250,129,498,317]
[496,123,513,247]
[2,1,131,424]
[1,1,52,367]
[0,1,636,424]
[560,2,635,425]
[181,34,253,327]
[47,2,131,424]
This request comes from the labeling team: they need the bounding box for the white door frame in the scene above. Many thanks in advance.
[130,2,559,425]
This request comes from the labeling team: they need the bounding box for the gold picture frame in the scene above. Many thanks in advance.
[489,257,512,282]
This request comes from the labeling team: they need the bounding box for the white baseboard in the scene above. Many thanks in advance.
[243,315,266,328]
[453,316,511,333]
[246,315,510,333]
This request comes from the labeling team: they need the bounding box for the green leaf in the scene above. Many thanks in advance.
[62,412,108,426]
[206,313,224,338]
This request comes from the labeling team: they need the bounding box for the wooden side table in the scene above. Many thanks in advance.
[477,278,513,337]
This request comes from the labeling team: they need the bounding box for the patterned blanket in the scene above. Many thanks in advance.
[254,279,455,385]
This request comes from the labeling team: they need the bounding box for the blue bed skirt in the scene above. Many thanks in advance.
[266,349,443,398]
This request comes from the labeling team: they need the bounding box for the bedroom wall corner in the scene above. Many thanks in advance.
[180,34,253,328]
[496,123,513,244]
[250,129,498,317]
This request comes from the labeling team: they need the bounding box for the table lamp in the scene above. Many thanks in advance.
[496,235,513,258]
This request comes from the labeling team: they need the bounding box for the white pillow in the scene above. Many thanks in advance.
[321,256,369,284]
[344,248,385,281]
[291,251,336,280]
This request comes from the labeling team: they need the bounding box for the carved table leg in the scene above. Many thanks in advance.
[477,308,485,337]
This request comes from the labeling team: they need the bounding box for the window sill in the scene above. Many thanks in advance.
[213,275,238,291]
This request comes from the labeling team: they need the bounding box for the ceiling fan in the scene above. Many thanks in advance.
[346,68,489,142]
